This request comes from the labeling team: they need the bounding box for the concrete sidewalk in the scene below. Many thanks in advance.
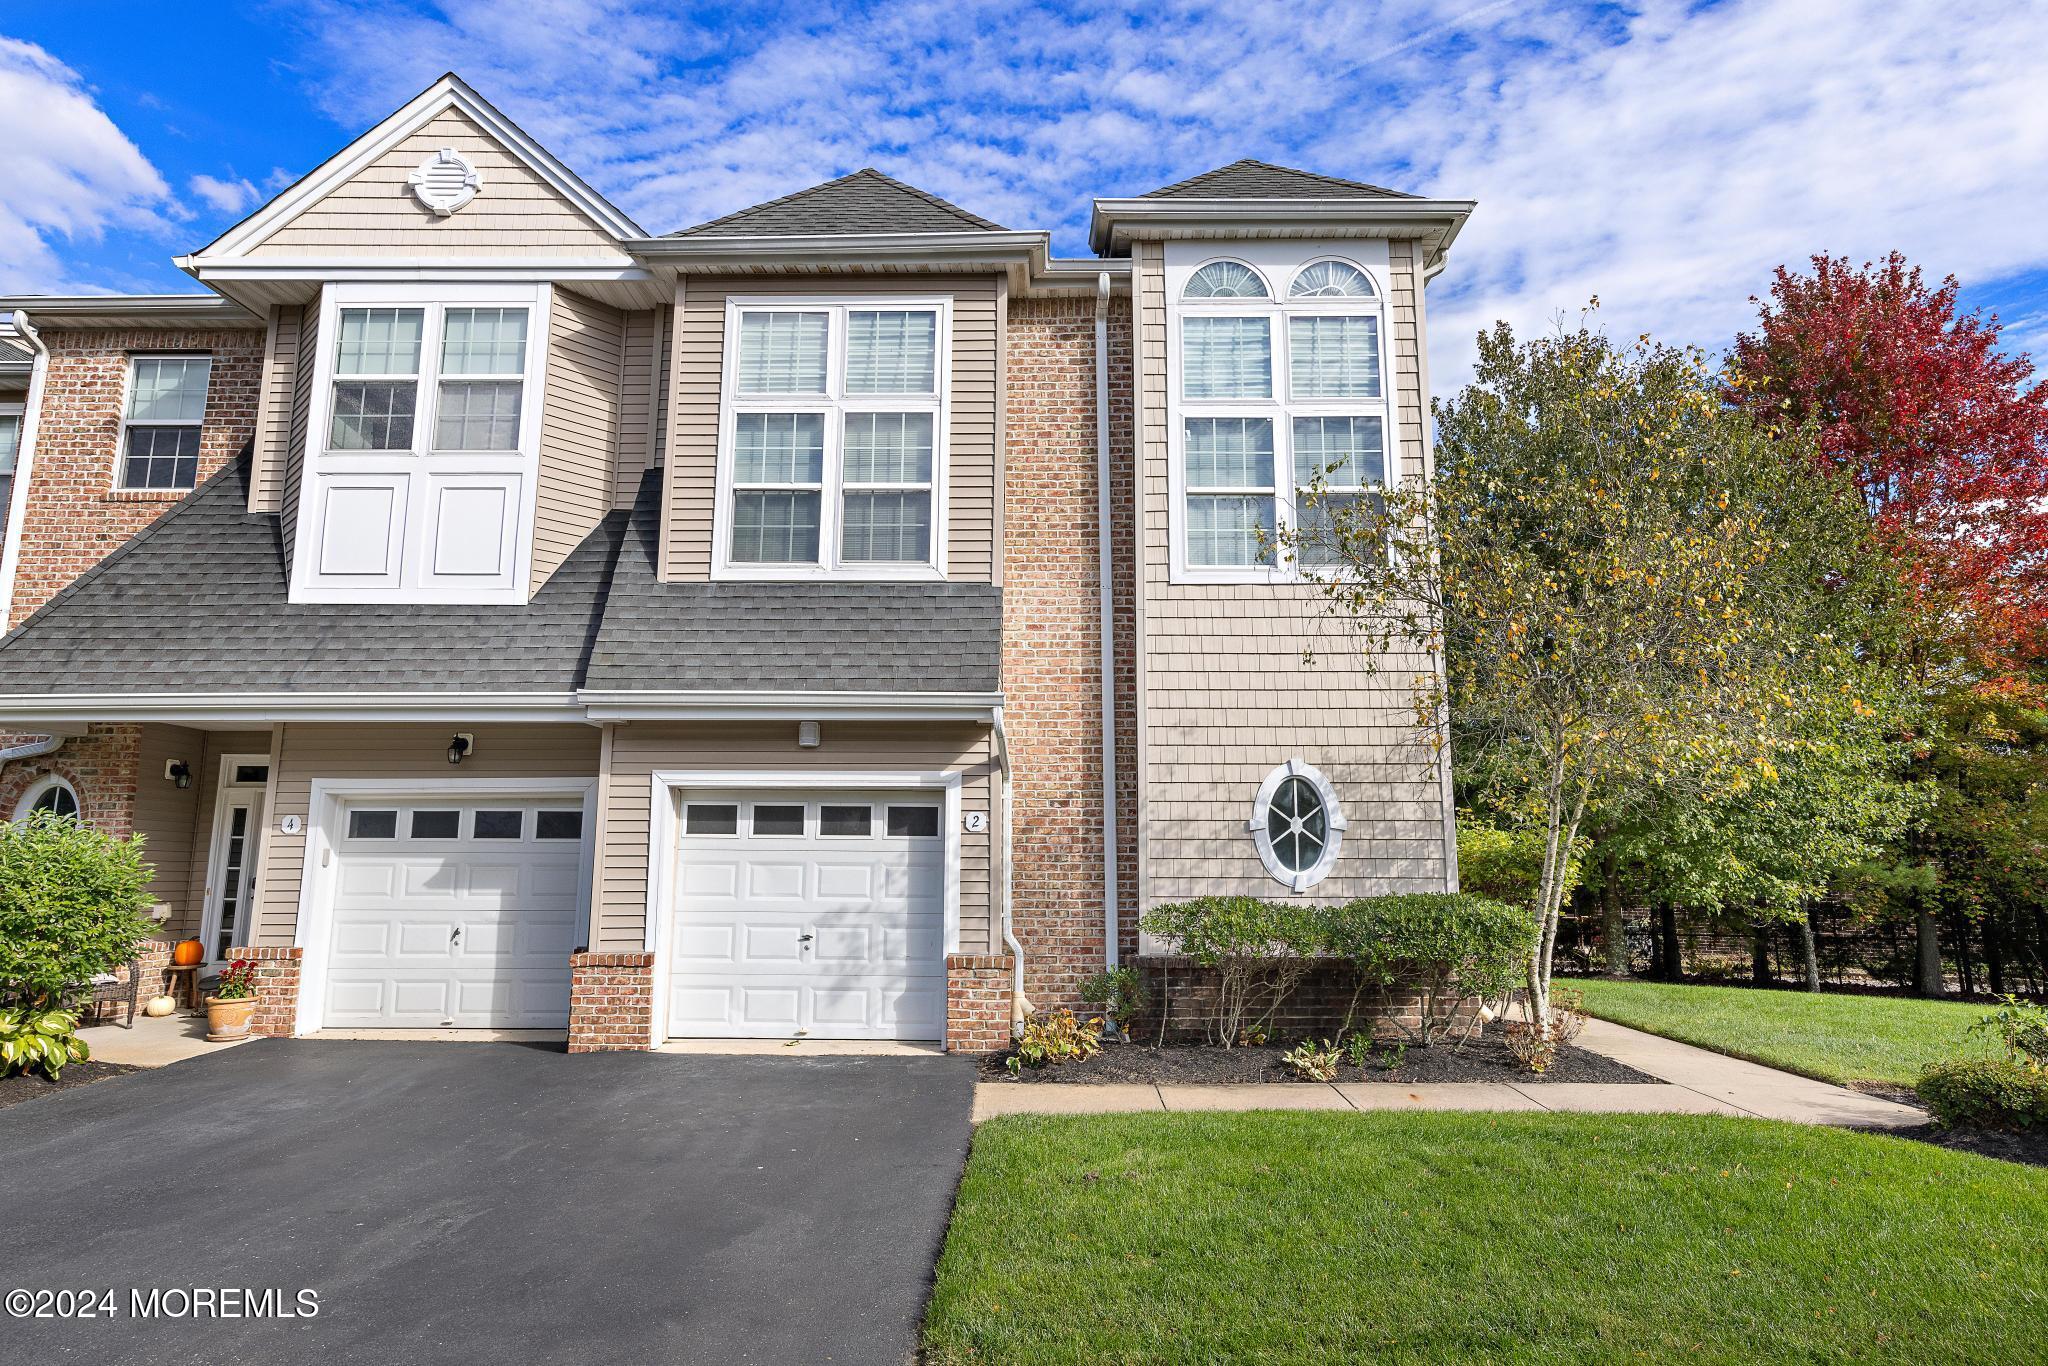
[78,1010,249,1067]
[972,1018,1929,1128]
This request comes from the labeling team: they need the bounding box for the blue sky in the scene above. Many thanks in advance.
[6,0,2048,383]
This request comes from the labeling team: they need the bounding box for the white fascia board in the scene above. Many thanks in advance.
[577,690,1003,722]
[628,230,1049,273]
[181,259,647,280]
[0,295,260,327]
[0,692,588,726]
[190,73,645,264]
[1088,197,1477,255]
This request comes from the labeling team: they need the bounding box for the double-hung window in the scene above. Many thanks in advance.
[119,356,211,491]
[328,305,529,454]
[1171,254,1388,580]
[0,404,20,545]
[718,298,947,578]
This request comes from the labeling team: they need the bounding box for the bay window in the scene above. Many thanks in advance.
[717,298,947,579]
[1170,252,1389,580]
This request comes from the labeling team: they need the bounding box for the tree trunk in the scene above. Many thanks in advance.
[1797,913,1821,993]
[1915,910,1944,997]
[1601,851,1627,979]
[1953,912,1976,997]
[1985,912,2005,997]
[1751,923,1772,987]
[1658,903,1682,982]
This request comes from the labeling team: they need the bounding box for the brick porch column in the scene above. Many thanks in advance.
[567,952,656,1052]
[226,946,303,1038]
[945,953,1016,1053]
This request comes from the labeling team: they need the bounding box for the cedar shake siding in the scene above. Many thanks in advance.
[659,273,1001,583]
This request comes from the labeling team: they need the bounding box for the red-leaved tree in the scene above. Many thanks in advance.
[1729,252,2048,677]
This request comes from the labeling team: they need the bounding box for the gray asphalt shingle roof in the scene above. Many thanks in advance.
[0,459,1002,698]
[671,168,1007,237]
[1141,159,1415,200]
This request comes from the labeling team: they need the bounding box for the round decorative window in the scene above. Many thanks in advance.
[1248,761,1346,892]
[16,776,80,822]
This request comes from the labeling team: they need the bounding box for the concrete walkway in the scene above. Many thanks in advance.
[972,1018,1929,1129]
[78,1009,249,1066]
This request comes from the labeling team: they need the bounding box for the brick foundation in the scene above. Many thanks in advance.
[1129,956,1484,1046]
[567,952,655,1052]
[226,945,303,1038]
[946,953,1016,1052]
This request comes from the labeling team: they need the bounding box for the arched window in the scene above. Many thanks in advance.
[15,776,80,822]
[1248,760,1346,891]
[1182,260,1269,300]
[1289,260,1376,298]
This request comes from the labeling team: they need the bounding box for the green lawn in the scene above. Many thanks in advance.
[924,1112,2047,1364]
[1572,979,1994,1088]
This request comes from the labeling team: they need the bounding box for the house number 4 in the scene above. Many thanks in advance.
[963,812,988,833]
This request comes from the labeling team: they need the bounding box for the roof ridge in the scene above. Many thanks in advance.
[668,166,1005,237]
[1141,158,1414,200]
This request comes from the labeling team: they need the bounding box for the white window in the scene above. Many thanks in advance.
[14,775,80,822]
[0,405,20,548]
[119,356,211,491]
[1248,760,1346,892]
[715,298,949,579]
[1168,248,1390,582]
[292,284,546,604]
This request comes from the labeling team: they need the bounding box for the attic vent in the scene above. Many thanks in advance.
[408,147,483,217]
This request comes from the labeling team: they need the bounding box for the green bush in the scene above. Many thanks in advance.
[1455,819,1580,911]
[1969,995,2048,1073]
[1918,1058,2048,1131]
[1007,1009,1103,1073]
[1141,896,1322,1047]
[1078,966,1150,1038]
[1318,893,1532,1046]
[0,811,158,1007]
[0,1004,91,1080]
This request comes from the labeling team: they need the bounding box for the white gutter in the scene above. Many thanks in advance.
[0,689,1006,727]
[0,309,49,632]
[1094,272,1120,969]
[990,705,1029,1029]
[1088,196,1476,256]
[578,689,1003,722]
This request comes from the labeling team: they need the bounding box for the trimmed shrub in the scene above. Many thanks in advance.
[0,812,157,1008]
[1141,896,1321,1047]
[1318,893,1532,1046]
[1918,1058,2048,1131]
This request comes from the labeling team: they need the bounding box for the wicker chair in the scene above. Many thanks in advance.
[84,958,142,1028]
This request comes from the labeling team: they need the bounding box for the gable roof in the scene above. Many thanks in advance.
[670,168,1007,237]
[1141,159,1415,200]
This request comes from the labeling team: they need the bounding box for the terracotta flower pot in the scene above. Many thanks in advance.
[204,995,256,1042]
[171,938,205,967]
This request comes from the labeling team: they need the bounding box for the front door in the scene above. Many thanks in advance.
[201,757,270,963]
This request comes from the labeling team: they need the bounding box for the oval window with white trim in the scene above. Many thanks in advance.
[1248,760,1345,891]
[15,776,80,822]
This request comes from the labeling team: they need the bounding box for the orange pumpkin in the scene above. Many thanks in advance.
[171,938,204,967]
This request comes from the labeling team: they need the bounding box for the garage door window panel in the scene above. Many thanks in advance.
[886,805,940,838]
[348,809,399,840]
[473,810,523,840]
[409,809,460,839]
[751,805,805,836]
[535,810,583,840]
[686,803,739,835]
[820,804,872,837]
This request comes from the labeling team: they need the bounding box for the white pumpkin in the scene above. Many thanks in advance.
[143,995,178,1018]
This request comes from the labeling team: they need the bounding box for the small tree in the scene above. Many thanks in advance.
[0,811,158,1008]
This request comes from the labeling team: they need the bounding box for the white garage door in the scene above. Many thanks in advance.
[323,799,587,1029]
[669,791,947,1040]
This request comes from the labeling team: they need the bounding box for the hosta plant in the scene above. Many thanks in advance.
[0,1005,90,1080]
[1007,1009,1104,1075]
[1282,1038,1342,1082]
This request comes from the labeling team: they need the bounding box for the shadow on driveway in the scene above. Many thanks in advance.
[0,1040,974,1365]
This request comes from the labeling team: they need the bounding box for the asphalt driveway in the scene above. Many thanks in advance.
[0,1041,974,1365]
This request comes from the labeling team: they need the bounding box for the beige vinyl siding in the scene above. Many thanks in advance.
[659,273,1000,582]
[593,722,997,954]
[247,724,601,946]
[248,108,629,260]
[249,306,303,513]
[172,731,273,938]
[279,299,320,572]
[533,286,626,591]
[1133,238,1450,910]
[614,307,662,505]
[135,724,205,925]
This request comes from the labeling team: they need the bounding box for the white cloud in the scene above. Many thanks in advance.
[0,37,174,293]
[188,173,261,215]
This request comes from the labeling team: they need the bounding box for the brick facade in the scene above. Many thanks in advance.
[945,953,1016,1052]
[226,945,303,1038]
[6,326,263,630]
[1002,296,1140,1022]
[567,952,656,1052]
[0,723,141,832]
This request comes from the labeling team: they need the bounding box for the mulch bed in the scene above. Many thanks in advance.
[0,1060,140,1111]
[1877,1122,2048,1170]
[984,1023,1661,1086]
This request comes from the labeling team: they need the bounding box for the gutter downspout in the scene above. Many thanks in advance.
[991,705,1030,1028]
[0,732,68,794]
[1094,273,1119,970]
[0,308,49,632]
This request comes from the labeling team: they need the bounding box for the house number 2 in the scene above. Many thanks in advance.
[963,812,988,833]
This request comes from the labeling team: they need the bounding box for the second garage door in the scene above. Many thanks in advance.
[669,791,947,1040]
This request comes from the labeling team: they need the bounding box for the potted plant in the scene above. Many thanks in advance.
[204,960,258,1041]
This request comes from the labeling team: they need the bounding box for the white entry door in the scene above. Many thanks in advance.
[201,756,271,963]
[322,798,586,1028]
[669,791,947,1040]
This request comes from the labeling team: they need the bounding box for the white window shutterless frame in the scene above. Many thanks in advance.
[290,282,549,604]
[1165,241,1393,585]
[0,404,20,551]
[712,296,951,581]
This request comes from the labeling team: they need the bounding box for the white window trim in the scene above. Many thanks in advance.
[13,774,80,822]
[0,402,22,477]
[711,295,952,582]
[1167,251,1391,585]
[1249,759,1347,893]
[291,281,551,605]
[114,354,212,492]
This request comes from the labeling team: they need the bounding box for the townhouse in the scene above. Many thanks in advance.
[0,74,1471,1050]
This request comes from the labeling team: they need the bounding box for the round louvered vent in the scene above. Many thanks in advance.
[407,147,483,216]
